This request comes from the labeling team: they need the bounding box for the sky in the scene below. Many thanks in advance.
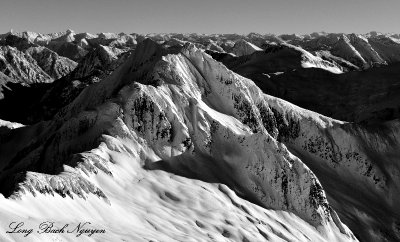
[0,0,399,35]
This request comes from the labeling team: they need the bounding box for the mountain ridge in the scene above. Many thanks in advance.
[0,39,359,241]
[0,31,399,241]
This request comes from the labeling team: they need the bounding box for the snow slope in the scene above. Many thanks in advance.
[231,39,263,56]
[0,40,357,241]
[210,43,343,77]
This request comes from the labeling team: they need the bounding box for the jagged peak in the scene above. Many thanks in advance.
[181,41,199,53]
[66,29,75,34]
[97,44,120,56]
[98,32,119,39]
[230,39,262,56]
[338,33,351,43]
[129,38,170,66]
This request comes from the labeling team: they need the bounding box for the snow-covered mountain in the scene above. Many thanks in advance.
[71,44,130,80]
[0,31,399,242]
[288,32,400,69]
[140,32,400,70]
[209,42,344,75]
[214,50,400,124]
[3,29,400,71]
[0,39,357,241]
[0,33,77,96]
[25,46,77,80]
[0,46,52,85]
[0,45,130,125]
[230,39,263,56]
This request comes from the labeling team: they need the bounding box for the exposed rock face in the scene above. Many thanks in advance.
[25,46,77,79]
[0,34,77,80]
[3,34,37,50]
[0,45,129,124]
[260,97,400,242]
[19,46,132,123]
[0,40,357,241]
[210,40,400,240]
[0,31,134,124]
[315,50,360,71]
[330,35,370,69]
[108,34,137,48]
[46,41,88,61]
[0,46,51,84]
[347,34,386,66]
[71,45,129,80]
[368,35,400,63]
[0,72,11,99]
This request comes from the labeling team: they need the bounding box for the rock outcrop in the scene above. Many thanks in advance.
[0,46,52,84]
[25,46,77,79]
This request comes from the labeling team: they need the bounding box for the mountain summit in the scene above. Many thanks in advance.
[0,31,399,242]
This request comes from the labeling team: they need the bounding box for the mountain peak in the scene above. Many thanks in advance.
[0,29,400,242]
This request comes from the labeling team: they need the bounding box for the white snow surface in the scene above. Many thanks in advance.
[0,41,359,241]
[0,119,24,129]
[282,43,343,74]
[231,39,263,56]
[0,142,351,242]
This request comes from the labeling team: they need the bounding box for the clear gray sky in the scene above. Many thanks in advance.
[0,0,399,35]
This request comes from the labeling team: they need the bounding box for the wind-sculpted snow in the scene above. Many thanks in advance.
[0,40,358,241]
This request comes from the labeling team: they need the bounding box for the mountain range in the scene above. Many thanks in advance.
[0,30,399,242]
